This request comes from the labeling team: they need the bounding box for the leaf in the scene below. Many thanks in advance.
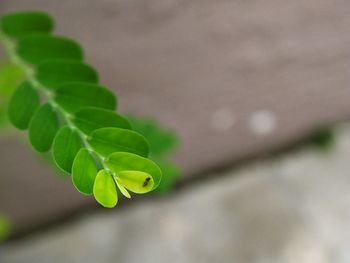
[88,127,149,158]
[72,107,131,135]
[117,170,154,194]
[54,82,116,113]
[36,60,98,89]
[126,115,178,157]
[1,12,54,38]
[17,34,83,65]
[0,62,24,128]
[93,169,118,208]
[72,148,98,195]
[115,180,131,198]
[154,160,180,193]
[0,62,24,97]
[53,126,82,173]
[29,103,59,152]
[106,152,162,190]
[8,81,40,130]
[0,216,11,241]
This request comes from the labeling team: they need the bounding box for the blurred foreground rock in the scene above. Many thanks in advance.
[2,124,350,263]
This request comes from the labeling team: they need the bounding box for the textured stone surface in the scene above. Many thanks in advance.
[2,0,350,233]
[2,125,350,263]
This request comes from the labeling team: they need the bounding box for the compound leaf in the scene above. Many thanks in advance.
[55,82,116,113]
[72,148,98,195]
[17,34,83,64]
[93,169,117,208]
[29,103,59,152]
[36,60,98,89]
[88,127,149,158]
[0,11,164,207]
[8,81,40,130]
[1,12,54,38]
[73,107,131,135]
[117,170,154,194]
[53,126,82,173]
[106,152,162,190]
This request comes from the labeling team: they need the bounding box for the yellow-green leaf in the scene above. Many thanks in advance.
[106,152,162,190]
[117,170,154,194]
[93,170,118,208]
[115,180,131,199]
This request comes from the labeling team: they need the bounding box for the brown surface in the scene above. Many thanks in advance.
[1,0,350,232]
[0,137,92,234]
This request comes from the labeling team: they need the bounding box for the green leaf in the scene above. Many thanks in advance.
[155,161,180,193]
[126,115,178,157]
[115,180,131,198]
[0,216,12,241]
[93,169,118,208]
[53,126,82,173]
[72,148,98,195]
[1,12,54,38]
[54,82,116,113]
[73,107,131,135]
[117,170,154,194]
[8,81,40,130]
[0,62,24,128]
[88,127,149,158]
[29,103,59,152]
[0,61,24,97]
[36,60,98,89]
[17,34,83,65]
[106,152,162,190]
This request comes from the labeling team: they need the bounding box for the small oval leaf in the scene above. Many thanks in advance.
[29,103,59,152]
[115,180,131,199]
[72,148,98,195]
[8,81,40,130]
[17,34,83,65]
[106,152,162,190]
[73,107,131,135]
[88,127,149,158]
[36,60,98,89]
[93,170,118,208]
[55,82,116,113]
[1,12,54,38]
[117,171,154,194]
[53,126,82,173]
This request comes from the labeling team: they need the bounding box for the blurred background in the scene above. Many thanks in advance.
[1,0,350,262]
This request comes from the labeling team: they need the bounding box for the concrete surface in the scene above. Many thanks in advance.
[1,124,350,263]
